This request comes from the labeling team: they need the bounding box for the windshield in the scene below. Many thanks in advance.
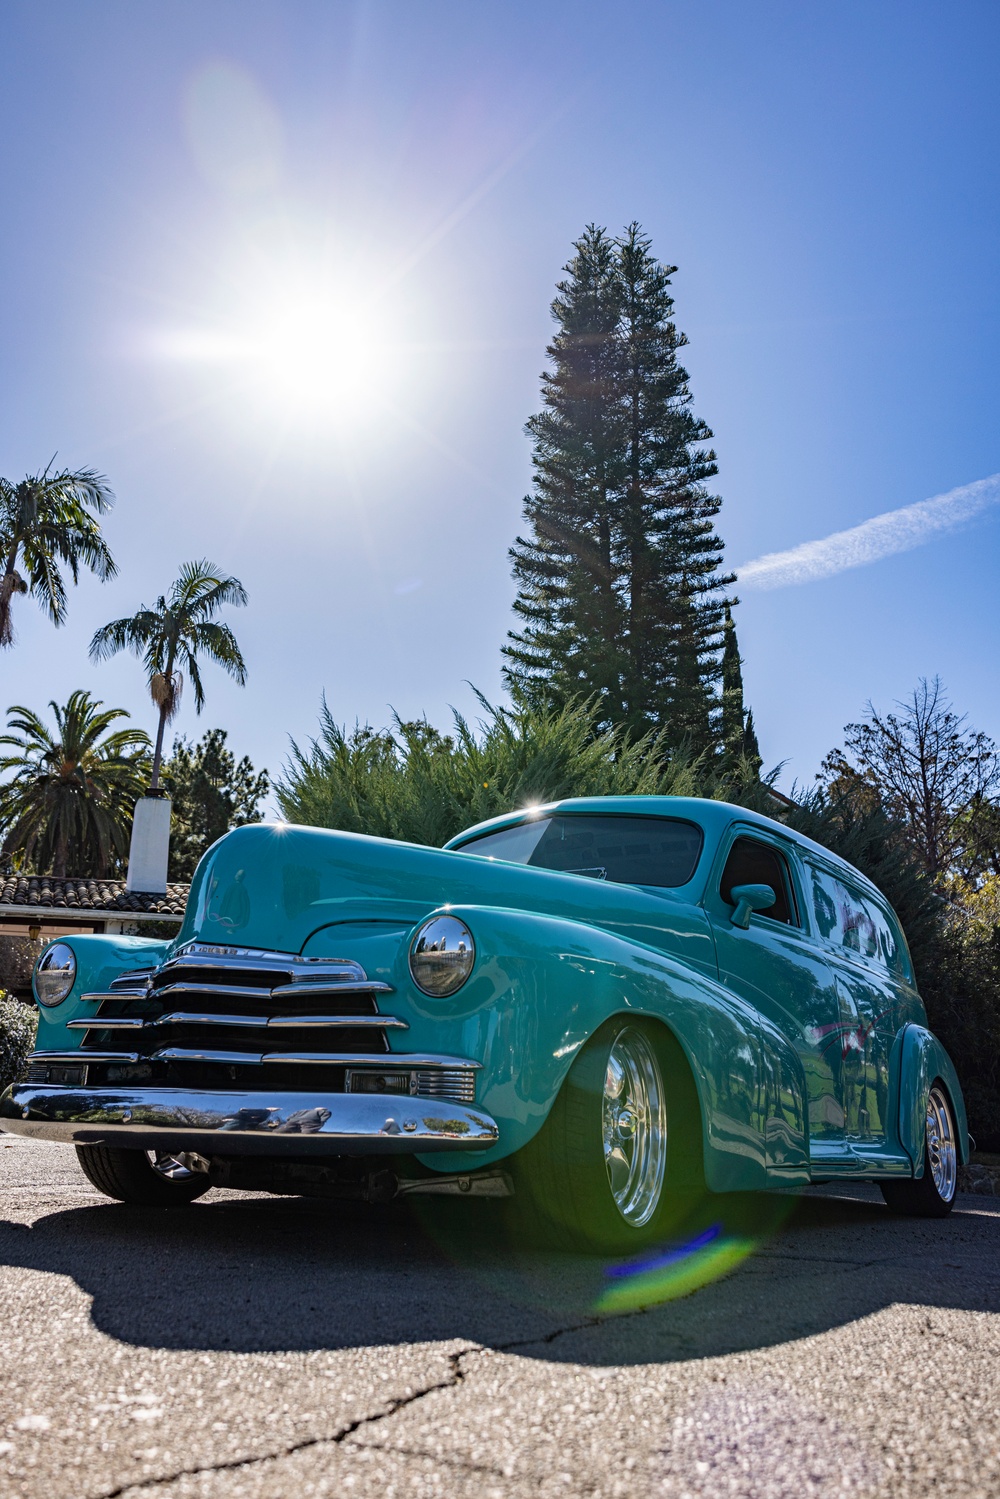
[455,814,703,889]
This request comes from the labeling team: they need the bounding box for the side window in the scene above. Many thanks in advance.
[720,837,797,925]
[807,864,904,973]
[864,895,911,981]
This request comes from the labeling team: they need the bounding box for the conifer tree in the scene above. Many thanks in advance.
[503,224,735,753]
[720,604,762,776]
[504,226,627,720]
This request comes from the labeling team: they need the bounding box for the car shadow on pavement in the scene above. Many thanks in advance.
[0,1183,996,1365]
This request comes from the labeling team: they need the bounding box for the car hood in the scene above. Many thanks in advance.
[172,821,712,970]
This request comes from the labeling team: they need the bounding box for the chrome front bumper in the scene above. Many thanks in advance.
[0,1085,499,1156]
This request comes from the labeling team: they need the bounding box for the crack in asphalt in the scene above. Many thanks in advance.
[93,1347,476,1499]
[90,1316,615,1499]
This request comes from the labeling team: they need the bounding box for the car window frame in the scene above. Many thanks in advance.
[452,810,708,894]
[708,824,806,932]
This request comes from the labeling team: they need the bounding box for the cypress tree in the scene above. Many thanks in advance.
[503,223,735,753]
[721,604,762,776]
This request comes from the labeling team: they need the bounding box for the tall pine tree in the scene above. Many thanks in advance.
[504,226,627,721]
[504,224,737,755]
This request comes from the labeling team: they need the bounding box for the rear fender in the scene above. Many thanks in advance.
[897,1024,970,1172]
[402,904,778,1191]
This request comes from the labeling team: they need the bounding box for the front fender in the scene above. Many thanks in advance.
[29,934,174,1053]
[401,904,776,1191]
[897,1024,970,1172]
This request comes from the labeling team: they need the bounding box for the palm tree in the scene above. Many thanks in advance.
[89,560,249,789]
[0,465,116,647]
[0,692,150,878]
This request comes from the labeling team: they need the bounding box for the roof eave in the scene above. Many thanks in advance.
[0,904,183,924]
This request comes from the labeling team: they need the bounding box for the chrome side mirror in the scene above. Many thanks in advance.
[729,883,776,929]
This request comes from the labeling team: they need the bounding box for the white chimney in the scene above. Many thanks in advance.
[125,796,172,894]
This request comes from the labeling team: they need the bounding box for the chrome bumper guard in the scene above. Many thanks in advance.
[0,1084,499,1156]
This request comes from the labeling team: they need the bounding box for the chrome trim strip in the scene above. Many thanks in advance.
[30,1049,139,1064]
[154,1012,269,1029]
[2,1084,498,1155]
[144,1046,478,1069]
[150,980,394,1000]
[151,1047,264,1065]
[265,1014,407,1030]
[67,1017,146,1030]
[153,982,275,1001]
[260,1052,481,1069]
[81,991,146,1004]
[67,1012,408,1033]
[163,945,368,979]
[268,981,394,997]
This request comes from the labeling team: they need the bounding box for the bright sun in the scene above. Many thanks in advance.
[154,244,418,432]
[246,291,385,412]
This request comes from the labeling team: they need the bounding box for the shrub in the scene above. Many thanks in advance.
[277,692,760,848]
[0,991,37,1093]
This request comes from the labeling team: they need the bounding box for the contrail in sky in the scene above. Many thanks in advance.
[736,473,1000,590]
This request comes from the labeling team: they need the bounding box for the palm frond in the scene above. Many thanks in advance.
[89,562,248,728]
[88,611,162,663]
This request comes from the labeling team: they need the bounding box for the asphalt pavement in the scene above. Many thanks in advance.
[0,1135,998,1499]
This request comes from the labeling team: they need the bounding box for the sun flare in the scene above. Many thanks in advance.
[152,244,419,431]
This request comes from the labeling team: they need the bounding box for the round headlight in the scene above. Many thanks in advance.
[409,915,475,997]
[33,943,77,1007]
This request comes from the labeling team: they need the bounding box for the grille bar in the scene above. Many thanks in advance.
[82,991,149,1004]
[69,1012,408,1032]
[67,1017,146,1031]
[260,1051,481,1069]
[152,982,275,1002]
[145,1047,480,1072]
[31,1049,138,1064]
[151,1047,265,1065]
[160,945,368,980]
[266,1013,407,1030]
[269,980,394,997]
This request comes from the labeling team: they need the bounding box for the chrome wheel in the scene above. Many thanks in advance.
[602,1025,667,1227]
[926,1085,957,1203]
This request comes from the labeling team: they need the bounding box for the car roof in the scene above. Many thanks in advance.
[446,795,892,907]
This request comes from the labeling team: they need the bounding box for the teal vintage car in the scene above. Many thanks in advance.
[1,797,967,1248]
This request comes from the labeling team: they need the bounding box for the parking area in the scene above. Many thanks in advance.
[0,1135,998,1498]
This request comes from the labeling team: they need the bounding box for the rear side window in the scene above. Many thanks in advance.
[456,814,704,889]
[807,864,907,978]
[719,837,797,925]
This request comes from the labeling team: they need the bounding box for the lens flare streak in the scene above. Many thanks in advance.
[597,1223,756,1313]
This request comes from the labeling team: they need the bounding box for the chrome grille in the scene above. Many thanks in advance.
[58,941,478,1105]
[413,1068,477,1105]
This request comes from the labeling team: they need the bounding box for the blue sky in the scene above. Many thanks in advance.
[1,1,998,802]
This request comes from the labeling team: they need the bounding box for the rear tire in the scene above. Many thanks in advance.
[512,1018,704,1252]
[75,1145,212,1206]
[881,1081,958,1219]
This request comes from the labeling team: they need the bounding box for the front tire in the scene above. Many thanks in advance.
[881,1082,958,1219]
[513,1019,703,1252]
[75,1145,212,1206]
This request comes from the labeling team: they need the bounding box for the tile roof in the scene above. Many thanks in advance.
[0,874,188,917]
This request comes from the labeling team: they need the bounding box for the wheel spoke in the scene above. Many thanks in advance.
[601,1026,667,1228]
[605,1146,631,1198]
[925,1086,957,1203]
